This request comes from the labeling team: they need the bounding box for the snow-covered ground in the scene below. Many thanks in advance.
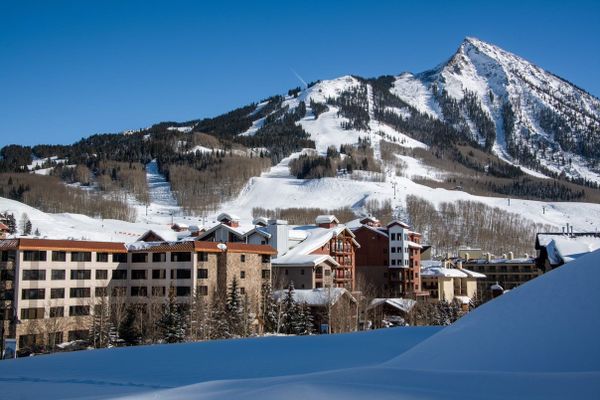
[138,160,183,222]
[2,249,598,399]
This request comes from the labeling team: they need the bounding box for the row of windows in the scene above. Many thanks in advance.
[20,268,206,281]
[20,305,89,319]
[22,287,91,300]
[390,233,409,241]
[22,251,127,263]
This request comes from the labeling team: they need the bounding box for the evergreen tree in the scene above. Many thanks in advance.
[226,277,244,337]
[90,295,112,348]
[20,213,31,235]
[280,282,301,334]
[6,213,17,234]
[119,306,141,346]
[208,294,230,339]
[296,302,314,335]
[157,289,187,343]
[34,228,40,236]
[261,282,278,333]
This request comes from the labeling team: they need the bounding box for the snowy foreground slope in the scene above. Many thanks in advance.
[118,250,600,400]
[2,251,599,399]
[0,328,440,399]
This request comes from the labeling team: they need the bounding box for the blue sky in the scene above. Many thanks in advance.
[1,0,599,147]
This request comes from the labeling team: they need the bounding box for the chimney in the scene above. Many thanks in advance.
[464,252,470,261]
[486,252,492,262]
[502,253,507,260]
[570,225,574,235]
[524,253,529,259]
[266,219,289,258]
[566,223,570,235]
[562,226,565,234]
[508,251,514,260]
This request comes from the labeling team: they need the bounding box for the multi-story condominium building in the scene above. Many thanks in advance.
[0,238,275,351]
[420,260,485,308]
[352,217,424,298]
[197,214,360,291]
[463,252,541,295]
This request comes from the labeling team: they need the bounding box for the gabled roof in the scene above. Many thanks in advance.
[387,220,410,229]
[252,217,268,227]
[368,298,416,313]
[272,254,339,267]
[0,222,8,231]
[196,222,246,240]
[421,265,485,279]
[138,230,166,242]
[273,288,356,307]
[352,224,388,238]
[217,212,240,223]
[315,215,339,224]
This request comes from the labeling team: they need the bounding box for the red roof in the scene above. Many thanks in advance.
[0,238,127,253]
[0,222,8,231]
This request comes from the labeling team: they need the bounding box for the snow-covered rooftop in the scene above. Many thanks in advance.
[273,287,355,307]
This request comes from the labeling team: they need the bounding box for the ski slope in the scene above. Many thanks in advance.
[218,153,600,231]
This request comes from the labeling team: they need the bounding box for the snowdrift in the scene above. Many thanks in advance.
[120,250,600,399]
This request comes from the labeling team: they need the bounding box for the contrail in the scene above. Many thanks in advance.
[290,68,308,88]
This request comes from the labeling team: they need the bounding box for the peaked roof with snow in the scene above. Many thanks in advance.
[315,215,339,224]
[273,287,355,307]
[273,224,358,266]
[368,298,416,313]
[421,265,485,279]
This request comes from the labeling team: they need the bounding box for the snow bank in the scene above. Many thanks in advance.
[0,327,440,400]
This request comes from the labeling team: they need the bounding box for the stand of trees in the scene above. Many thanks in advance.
[406,194,553,257]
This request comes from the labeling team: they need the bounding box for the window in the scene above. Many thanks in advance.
[96,252,109,262]
[176,269,191,279]
[68,329,89,341]
[197,268,208,279]
[131,286,148,297]
[300,269,305,275]
[261,255,270,264]
[391,233,396,240]
[197,252,208,262]
[240,287,245,295]
[49,332,64,344]
[22,269,46,280]
[391,247,396,253]
[391,259,396,266]
[113,253,127,263]
[51,269,65,280]
[152,269,166,279]
[21,307,45,319]
[23,250,47,262]
[324,269,331,276]
[132,253,148,263]
[1,250,16,262]
[19,333,44,348]
[71,252,92,262]
[240,254,246,262]
[131,269,147,280]
[152,286,166,296]
[50,288,65,299]
[152,252,166,262]
[0,269,14,281]
[176,286,191,297]
[49,306,64,318]
[69,306,90,316]
[71,269,91,280]
[95,287,107,297]
[111,287,127,297]
[197,285,208,296]
[22,288,45,300]
[285,269,288,275]
[240,271,246,279]
[261,270,270,279]
[171,252,191,262]
[51,251,66,262]
[112,270,127,280]
[96,269,108,279]
[70,288,91,298]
